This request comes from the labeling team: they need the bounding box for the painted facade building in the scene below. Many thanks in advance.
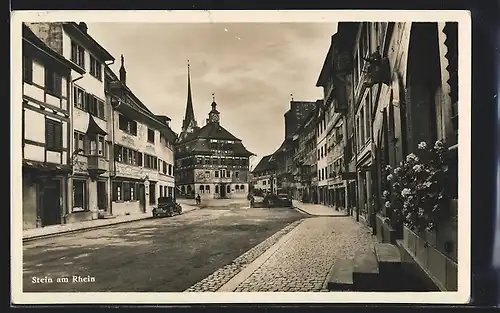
[106,57,177,216]
[25,22,115,225]
[22,24,86,230]
[175,65,254,200]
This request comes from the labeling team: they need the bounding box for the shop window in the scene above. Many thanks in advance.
[73,179,87,212]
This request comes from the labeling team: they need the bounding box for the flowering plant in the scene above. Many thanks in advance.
[382,140,450,233]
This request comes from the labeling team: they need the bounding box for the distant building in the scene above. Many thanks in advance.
[22,24,86,230]
[276,100,318,195]
[251,154,277,194]
[175,64,255,200]
[291,106,319,202]
[106,56,177,217]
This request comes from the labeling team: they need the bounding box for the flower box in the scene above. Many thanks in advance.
[402,224,457,291]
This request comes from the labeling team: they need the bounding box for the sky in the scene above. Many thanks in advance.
[87,22,337,169]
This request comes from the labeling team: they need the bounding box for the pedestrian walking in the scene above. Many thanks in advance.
[196,194,201,205]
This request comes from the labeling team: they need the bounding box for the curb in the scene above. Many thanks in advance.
[22,216,154,242]
[23,206,202,242]
[293,206,350,217]
[292,206,313,216]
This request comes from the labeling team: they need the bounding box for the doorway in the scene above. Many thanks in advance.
[41,178,61,227]
[97,181,107,212]
[139,184,146,212]
[220,184,226,198]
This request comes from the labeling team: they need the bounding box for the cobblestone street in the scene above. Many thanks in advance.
[223,216,377,292]
[23,206,305,292]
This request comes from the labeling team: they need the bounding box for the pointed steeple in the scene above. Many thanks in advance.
[119,54,126,85]
[182,60,197,130]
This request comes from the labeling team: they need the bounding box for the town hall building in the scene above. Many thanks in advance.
[175,63,254,200]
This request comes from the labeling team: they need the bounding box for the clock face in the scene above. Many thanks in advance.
[211,113,220,122]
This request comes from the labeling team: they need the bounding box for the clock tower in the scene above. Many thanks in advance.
[208,93,220,124]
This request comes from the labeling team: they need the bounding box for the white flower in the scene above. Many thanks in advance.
[401,188,412,198]
[412,164,423,172]
[383,190,390,197]
[417,141,427,150]
[407,195,414,202]
[406,153,418,162]
[418,208,425,216]
[405,213,412,220]
[393,182,400,189]
[424,181,432,188]
[434,140,444,150]
[385,201,391,208]
[386,174,393,181]
[394,167,400,174]
[385,165,392,171]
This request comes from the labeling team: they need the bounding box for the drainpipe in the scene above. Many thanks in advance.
[104,61,115,215]
[66,73,85,223]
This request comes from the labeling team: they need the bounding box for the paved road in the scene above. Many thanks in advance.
[23,206,305,292]
[233,216,377,292]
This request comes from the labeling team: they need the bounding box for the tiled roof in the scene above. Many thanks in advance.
[252,154,276,173]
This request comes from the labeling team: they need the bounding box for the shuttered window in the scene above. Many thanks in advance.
[23,56,33,83]
[45,68,62,97]
[45,118,63,152]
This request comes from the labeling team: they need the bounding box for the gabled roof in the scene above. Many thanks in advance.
[180,122,240,143]
[63,22,114,62]
[252,154,277,173]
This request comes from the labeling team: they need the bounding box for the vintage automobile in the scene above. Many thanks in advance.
[263,193,293,208]
[277,193,293,207]
[152,197,182,218]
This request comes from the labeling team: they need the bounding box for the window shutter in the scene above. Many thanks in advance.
[45,119,54,149]
[54,72,62,96]
[98,100,105,119]
[54,122,62,150]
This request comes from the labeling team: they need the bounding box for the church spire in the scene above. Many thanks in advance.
[182,60,197,130]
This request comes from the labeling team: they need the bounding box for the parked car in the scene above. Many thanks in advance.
[277,193,293,207]
[152,197,182,218]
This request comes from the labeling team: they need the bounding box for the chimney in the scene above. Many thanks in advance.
[78,22,88,33]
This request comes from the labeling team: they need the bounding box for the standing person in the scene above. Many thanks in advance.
[247,193,255,208]
[196,194,201,205]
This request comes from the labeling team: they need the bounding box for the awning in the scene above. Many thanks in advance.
[86,114,107,138]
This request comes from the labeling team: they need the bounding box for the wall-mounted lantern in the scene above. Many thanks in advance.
[363,48,391,87]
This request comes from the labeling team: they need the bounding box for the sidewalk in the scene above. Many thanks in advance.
[23,202,199,241]
[292,200,347,216]
[217,216,377,292]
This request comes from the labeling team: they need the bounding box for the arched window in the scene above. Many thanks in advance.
[187,185,192,193]
[226,185,231,193]
[200,185,204,192]
[205,185,210,193]
[240,185,245,191]
[235,185,240,190]
[215,185,219,193]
